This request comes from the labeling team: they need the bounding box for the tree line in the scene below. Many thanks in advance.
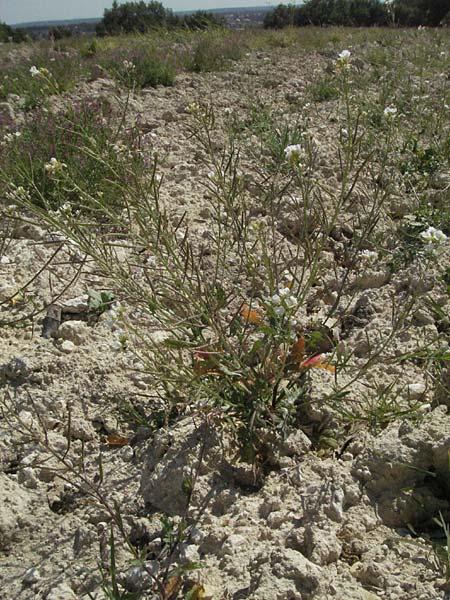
[95,1,224,36]
[263,0,450,28]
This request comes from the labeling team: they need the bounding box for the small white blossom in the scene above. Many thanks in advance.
[122,59,136,71]
[284,295,298,310]
[30,65,40,77]
[271,294,281,305]
[0,255,11,265]
[45,157,67,175]
[185,102,201,114]
[383,106,398,118]
[284,144,305,165]
[145,255,157,267]
[338,50,351,61]
[274,306,286,317]
[419,226,447,245]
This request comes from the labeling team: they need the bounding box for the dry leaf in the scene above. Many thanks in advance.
[289,336,306,365]
[163,575,182,600]
[241,303,264,325]
[193,349,223,377]
[106,433,130,447]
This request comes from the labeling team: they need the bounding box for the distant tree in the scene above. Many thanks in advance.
[49,25,73,40]
[295,0,388,26]
[392,0,450,26]
[0,22,28,43]
[263,4,297,29]
[181,11,225,30]
[96,1,178,36]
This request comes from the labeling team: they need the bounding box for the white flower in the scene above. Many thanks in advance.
[145,255,157,267]
[338,50,351,61]
[383,106,398,118]
[45,157,67,175]
[269,287,298,318]
[30,65,40,77]
[419,226,447,245]
[284,295,298,310]
[122,59,136,71]
[2,131,21,144]
[0,255,11,265]
[223,107,232,116]
[186,102,201,114]
[284,144,305,165]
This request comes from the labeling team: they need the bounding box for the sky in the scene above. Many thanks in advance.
[2,0,284,25]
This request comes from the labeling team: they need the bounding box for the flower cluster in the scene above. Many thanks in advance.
[269,287,298,318]
[122,59,136,71]
[30,66,50,78]
[185,102,201,114]
[5,185,31,204]
[336,49,351,72]
[419,226,447,245]
[284,144,305,166]
[2,131,21,145]
[45,157,67,175]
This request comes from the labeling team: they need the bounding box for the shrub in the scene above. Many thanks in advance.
[100,47,175,88]
[96,0,177,36]
[263,4,297,29]
[0,22,28,43]
[0,99,144,212]
[264,0,390,27]
[392,0,450,26]
[49,26,73,40]
[181,10,225,30]
[187,32,244,73]
[296,0,389,26]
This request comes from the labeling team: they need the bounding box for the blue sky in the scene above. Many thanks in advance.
[2,0,286,25]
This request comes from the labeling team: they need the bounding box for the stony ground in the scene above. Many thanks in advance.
[1,32,450,599]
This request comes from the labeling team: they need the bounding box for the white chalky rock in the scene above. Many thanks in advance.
[221,534,247,555]
[60,340,76,354]
[62,295,89,314]
[17,467,38,489]
[406,383,426,398]
[46,582,77,600]
[56,320,88,345]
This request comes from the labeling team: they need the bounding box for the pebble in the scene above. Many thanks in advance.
[221,534,246,555]
[23,567,40,584]
[60,340,76,354]
[406,383,426,398]
[61,295,89,314]
[18,467,38,489]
